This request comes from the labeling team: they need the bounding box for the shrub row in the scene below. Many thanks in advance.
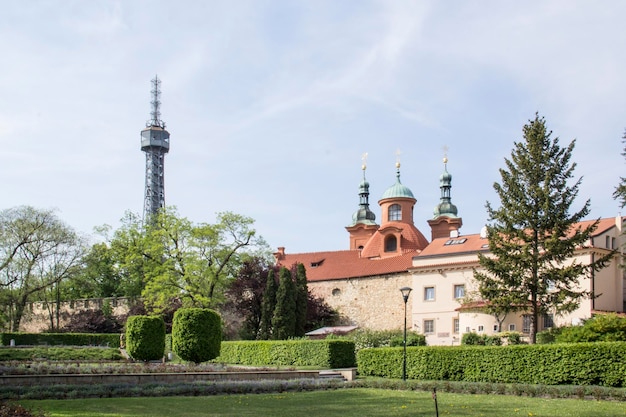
[0,333,120,348]
[0,347,123,361]
[124,309,222,363]
[357,342,626,387]
[219,339,356,368]
[3,378,626,402]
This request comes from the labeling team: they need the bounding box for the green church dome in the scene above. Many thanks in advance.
[381,165,414,200]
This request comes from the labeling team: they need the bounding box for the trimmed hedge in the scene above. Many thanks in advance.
[219,339,356,368]
[125,316,165,361]
[172,308,221,363]
[357,342,626,387]
[0,346,123,361]
[0,332,120,348]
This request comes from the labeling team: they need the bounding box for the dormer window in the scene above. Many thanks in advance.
[384,235,397,252]
[389,204,401,221]
[310,259,324,268]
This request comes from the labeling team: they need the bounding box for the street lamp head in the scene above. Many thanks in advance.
[400,286,412,303]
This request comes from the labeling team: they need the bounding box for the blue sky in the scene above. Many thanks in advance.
[1,1,624,253]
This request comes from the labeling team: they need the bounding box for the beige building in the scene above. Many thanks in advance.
[275,159,625,345]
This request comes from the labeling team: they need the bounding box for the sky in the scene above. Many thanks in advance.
[1,1,624,254]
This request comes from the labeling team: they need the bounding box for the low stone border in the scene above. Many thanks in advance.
[0,370,321,386]
[0,368,356,386]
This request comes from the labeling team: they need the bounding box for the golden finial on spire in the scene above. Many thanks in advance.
[361,152,368,171]
[443,145,449,165]
[395,148,401,169]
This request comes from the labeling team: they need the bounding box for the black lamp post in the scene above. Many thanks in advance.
[400,286,412,381]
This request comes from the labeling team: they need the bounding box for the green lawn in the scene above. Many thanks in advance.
[22,388,626,417]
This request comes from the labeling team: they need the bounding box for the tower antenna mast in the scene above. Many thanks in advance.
[141,75,170,221]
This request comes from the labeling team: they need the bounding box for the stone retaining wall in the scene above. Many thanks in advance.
[0,370,324,386]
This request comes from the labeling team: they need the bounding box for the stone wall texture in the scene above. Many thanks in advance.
[308,272,413,331]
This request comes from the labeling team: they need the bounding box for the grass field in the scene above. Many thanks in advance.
[22,388,626,417]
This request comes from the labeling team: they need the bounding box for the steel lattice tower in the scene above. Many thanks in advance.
[141,76,170,221]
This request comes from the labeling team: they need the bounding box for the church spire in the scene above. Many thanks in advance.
[349,153,377,226]
[428,147,463,240]
[346,153,379,251]
[433,149,459,218]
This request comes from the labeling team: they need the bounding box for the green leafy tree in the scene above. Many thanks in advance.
[474,114,613,344]
[107,208,267,313]
[0,206,86,331]
[271,267,296,339]
[63,241,122,300]
[294,263,308,337]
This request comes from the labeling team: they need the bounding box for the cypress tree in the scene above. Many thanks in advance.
[294,263,309,337]
[259,269,277,340]
[272,267,296,340]
[474,113,613,344]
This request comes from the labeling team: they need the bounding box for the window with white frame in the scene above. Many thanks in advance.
[389,204,401,221]
[424,287,435,301]
[454,284,465,299]
[509,324,516,331]
[453,318,460,334]
[424,319,435,334]
[478,325,484,332]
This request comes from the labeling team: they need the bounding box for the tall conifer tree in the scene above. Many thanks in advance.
[474,114,612,344]
[259,269,277,340]
[272,267,296,340]
[294,263,309,337]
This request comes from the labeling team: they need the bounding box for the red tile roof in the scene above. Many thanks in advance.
[416,217,620,258]
[275,249,418,281]
[276,217,622,282]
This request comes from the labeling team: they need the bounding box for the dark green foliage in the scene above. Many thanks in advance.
[271,267,296,340]
[172,308,222,363]
[0,347,122,361]
[555,313,626,343]
[357,342,626,386]
[0,332,120,347]
[224,258,273,340]
[346,329,424,351]
[259,269,277,340]
[461,332,502,346]
[294,263,308,337]
[474,114,614,343]
[305,292,339,332]
[389,332,427,347]
[125,315,165,361]
[219,339,356,368]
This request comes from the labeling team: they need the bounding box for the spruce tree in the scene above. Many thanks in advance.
[271,267,296,340]
[259,269,277,340]
[294,263,309,337]
[474,113,613,344]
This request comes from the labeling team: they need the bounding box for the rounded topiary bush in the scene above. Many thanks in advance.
[125,315,165,361]
[172,308,222,363]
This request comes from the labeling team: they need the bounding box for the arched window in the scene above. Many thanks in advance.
[389,204,401,221]
[384,235,397,252]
